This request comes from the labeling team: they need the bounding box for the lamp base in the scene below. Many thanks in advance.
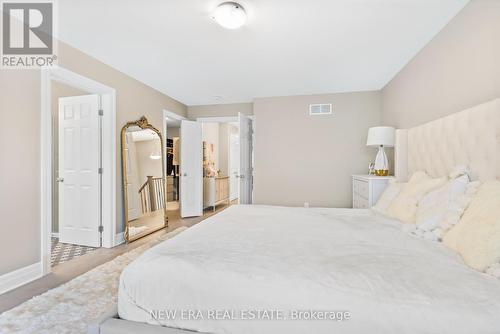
[374,169,389,176]
[373,146,389,176]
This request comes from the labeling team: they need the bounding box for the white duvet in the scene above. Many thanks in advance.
[118,205,500,334]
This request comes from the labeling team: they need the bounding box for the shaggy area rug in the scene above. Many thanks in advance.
[0,227,187,334]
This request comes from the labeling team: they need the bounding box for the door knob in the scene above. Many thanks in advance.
[56,177,64,183]
[183,173,187,177]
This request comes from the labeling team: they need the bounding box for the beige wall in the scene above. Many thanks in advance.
[0,41,186,275]
[51,82,89,234]
[382,0,500,128]
[187,103,253,119]
[0,71,42,274]
[253,91,382,208]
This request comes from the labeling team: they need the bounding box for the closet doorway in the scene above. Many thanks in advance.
[163,110,203,219]
[164,111,183,214]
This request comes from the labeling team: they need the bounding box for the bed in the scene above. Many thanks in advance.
[116,205,500,334]
[95,98,500,334]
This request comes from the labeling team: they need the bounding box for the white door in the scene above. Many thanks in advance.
[239,113,253,204]
[229,133,239,201]
[124,133,140,221]
[180,120,203,217]
[58,95,101,247]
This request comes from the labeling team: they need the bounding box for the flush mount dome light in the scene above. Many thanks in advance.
[212,2,247,29]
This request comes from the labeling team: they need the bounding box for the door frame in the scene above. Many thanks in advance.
[40,66,117,275]
[162,109,186,208]
[162,109,187,169]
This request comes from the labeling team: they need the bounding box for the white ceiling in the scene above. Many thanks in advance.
[57,0,468,106]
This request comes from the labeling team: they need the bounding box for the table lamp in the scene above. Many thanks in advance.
[366,126,395,176]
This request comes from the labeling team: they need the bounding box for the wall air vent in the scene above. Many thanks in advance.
[309,103,333,116]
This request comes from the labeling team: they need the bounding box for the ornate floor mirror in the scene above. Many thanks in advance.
[121,117,168,242]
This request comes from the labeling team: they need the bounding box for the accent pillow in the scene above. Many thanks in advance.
[372,179,403,215]
[386,171,447,224]
[409,178,480,241]
[416,174,469,231]
[443,181,500,271]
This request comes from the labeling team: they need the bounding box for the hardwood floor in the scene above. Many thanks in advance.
[0,201,235,314]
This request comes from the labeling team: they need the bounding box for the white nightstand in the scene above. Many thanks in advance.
[352,175,394,209]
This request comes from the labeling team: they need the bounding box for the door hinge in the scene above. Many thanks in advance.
[98,225,104,233]
[98,109,104,116]
[98,167,103,174]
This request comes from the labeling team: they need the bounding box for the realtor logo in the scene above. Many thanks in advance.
[1,1,57,68]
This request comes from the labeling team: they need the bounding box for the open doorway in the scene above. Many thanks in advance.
[179,120,203,217]
[50,82,100,267]
[163,110,205,219]
[163,112,253,219]
[165,117,181,212]
[41,67,116,275]
[201,121,239,210]
[199,113,254,209]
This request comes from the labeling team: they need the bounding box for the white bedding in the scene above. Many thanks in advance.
[118,205,500,334]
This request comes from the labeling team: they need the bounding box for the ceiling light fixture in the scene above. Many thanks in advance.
[212,2,247,30]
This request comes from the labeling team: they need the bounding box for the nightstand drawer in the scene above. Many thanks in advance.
[353,195,369,209]
[353,179,369,199]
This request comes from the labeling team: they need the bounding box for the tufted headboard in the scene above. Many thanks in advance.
[395,98,500,182]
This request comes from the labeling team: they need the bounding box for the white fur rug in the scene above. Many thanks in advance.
[0,227,187,334]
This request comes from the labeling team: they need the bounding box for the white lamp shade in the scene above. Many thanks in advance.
[366,126,395,147]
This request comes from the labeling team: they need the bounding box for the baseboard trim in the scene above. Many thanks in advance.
[0,262,42,295]
[114,232,125,247]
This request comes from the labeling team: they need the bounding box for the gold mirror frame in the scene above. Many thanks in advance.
[121,116,168,242]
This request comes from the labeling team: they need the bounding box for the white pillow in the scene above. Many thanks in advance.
[440,180,480,232]
[386,171,447,224]
[416,174,469,231]
[372,179,403,215]
[409,177,480,241]
[443,181,500,271]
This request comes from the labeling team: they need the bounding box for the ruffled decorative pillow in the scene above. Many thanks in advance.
[386,171,447,224]
[408,177,480,241]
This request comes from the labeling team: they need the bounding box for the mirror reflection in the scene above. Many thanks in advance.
[122,117,167,241]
